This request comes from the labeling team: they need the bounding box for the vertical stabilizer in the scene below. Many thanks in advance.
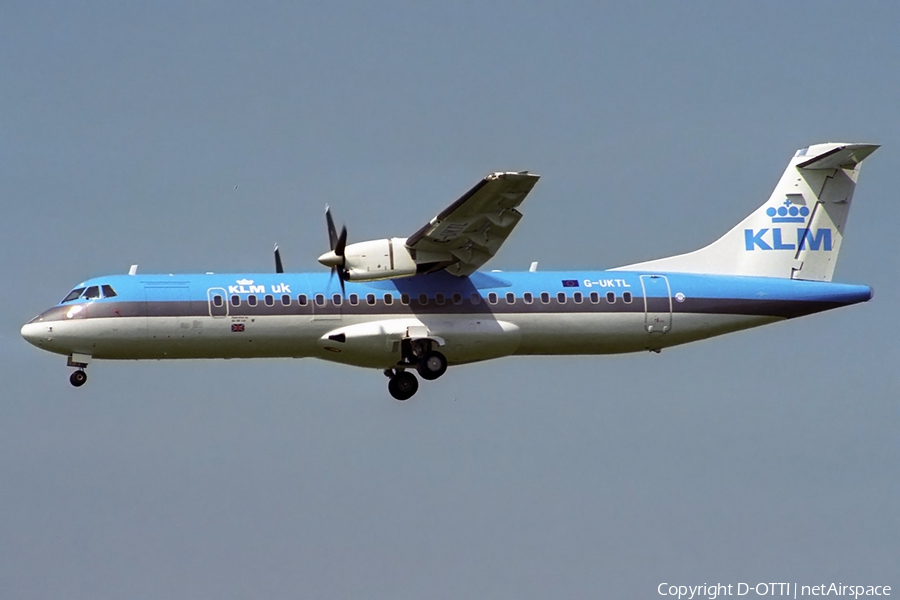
[613,143,878,281]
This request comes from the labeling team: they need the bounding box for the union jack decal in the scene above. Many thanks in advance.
[231,323,245,332]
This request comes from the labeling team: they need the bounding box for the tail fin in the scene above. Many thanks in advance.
[613,142,879,281]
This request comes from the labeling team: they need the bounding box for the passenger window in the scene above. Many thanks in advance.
[248,295,258,307]
[435,293,445,305]
[540,292,550,304]
[606,292,616,303]
[418,293,428,306]
[557,292,566,304]
[367,293,376,305]
[332,294,342,306]
[349,294,359,306]
[213,295,224,307]
[590,292,600,303]
[623,292,633,303]
[62,288,86,303]
[82,286,101,300]
[281,294,291,306]
[401,293,410,305]
[452,293,462,305]
[298,294,308,306]
[470,292,481,305]
[506,292,515,304]
[264,295,274,307]
[488,292,498,305]
[101,285,117,298]
[231,295,241,306]
[573,292,583,303]
[384,293,393,305]
[523,292,533,304]
[315,294,325,306]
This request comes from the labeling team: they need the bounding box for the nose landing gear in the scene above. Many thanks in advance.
[69,369,87,387]
[66,353,91,388]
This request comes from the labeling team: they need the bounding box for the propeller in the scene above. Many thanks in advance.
[274,244,284,274]
[319,206,348,295]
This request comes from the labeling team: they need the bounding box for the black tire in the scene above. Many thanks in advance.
[70,370,87,387]
[416,350,447,381]
[388,371,418,401]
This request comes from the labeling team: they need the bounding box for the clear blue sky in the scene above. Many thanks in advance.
[2,3,898,598]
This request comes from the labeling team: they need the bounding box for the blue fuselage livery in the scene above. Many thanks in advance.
[22,269,871,362]
[20,142,879,399]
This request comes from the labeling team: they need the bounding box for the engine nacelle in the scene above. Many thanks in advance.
[342,238,417,281]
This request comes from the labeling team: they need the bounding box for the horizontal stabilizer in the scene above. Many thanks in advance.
[796,143,879,170]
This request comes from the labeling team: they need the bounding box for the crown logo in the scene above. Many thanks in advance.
[766,198,809,223]
[236,278,254,285]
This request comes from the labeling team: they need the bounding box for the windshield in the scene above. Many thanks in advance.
[61,283,120,303]
[61,288,85,303]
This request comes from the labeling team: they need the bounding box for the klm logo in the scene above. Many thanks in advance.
[744,228,832,251]
[744,199,832,252]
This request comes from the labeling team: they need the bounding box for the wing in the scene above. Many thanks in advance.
[405,171,540,276]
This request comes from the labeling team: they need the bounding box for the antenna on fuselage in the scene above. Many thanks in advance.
[529,261,538,272]
[128,264,138,275]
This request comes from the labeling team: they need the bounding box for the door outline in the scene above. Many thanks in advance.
[639,275,672,333]
[207,287,229,318]
[311,289,342,321]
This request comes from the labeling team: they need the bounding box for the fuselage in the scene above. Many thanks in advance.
[21,269,872,369]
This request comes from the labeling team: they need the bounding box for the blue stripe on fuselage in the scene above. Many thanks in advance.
[61,270,873,309]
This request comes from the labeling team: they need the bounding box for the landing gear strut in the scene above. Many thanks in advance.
[69,369,87,387]
[387,370,418,401]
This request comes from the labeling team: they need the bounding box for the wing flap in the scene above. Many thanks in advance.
[406,172,539,276]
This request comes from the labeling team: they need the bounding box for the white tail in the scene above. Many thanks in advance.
[613,142,879,281]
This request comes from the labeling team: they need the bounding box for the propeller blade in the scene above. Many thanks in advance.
[325,206,338,250]
[335,226,347,257]
[274,244,284,274]
[323,206,348,297]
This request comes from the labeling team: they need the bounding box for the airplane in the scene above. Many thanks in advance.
[21,142,878,400]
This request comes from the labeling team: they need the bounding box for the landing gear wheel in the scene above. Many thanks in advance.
[416,350,447,381]
[388,371,418,401]
[70,370,87,387]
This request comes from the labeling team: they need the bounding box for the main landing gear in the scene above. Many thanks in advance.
[386,369,418,401]
[384,339,449,400]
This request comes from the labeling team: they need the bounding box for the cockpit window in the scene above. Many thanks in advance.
[62,288,86,303]
[101,284,117,298]
[82,286,101,300]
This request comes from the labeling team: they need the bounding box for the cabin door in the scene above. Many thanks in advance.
[639,275,672,333]
[207,287,229,317]
[311,288,343,321]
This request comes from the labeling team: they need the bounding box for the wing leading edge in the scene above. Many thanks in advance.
[406,171,540,276]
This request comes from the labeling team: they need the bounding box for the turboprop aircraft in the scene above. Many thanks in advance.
[22,142,877,400]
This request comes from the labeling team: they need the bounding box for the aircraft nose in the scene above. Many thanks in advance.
[21,321,45,347]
